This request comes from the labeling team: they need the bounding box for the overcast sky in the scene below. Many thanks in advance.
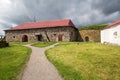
[0,0,120,35]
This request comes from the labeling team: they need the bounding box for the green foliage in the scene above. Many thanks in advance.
[46,42,120,80]
[0,43,31,80]
[31,42,56,47]
[79,24,108,30]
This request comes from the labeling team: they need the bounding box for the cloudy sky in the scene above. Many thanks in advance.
[0,0,120,35]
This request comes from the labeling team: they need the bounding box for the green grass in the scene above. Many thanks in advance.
[10,42,32,45]
[31,42,56,47]
[0,43,31,80]
[79,24,108,30]
[46,42,120,80]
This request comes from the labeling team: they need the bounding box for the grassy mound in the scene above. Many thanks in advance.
[79,24,108,30]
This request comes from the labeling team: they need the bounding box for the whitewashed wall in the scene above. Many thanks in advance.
[101,25,120,45]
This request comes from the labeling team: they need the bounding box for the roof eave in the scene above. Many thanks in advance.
[4,25,77,31]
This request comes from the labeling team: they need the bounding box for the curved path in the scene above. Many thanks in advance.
[21,43,63,80]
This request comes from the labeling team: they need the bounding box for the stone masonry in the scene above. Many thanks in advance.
[5,27,78,42]
[79,30,100,42]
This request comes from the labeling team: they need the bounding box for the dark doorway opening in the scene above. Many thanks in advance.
[85,36,89,42]
[22,35,28,42]
[36,35,42,41]
[58,35,63,41]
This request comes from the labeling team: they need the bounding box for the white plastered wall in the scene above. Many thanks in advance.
[101,25,120,45]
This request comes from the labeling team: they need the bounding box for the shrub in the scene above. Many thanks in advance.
[0,41,9,48]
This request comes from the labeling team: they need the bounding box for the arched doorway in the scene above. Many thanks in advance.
[58,34,63,41]
[22,35,28,42]
[85,36,89,42]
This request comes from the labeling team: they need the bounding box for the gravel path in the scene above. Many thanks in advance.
[21,43,63,80]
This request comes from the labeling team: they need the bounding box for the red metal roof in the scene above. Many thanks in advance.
[104,20,120,29]
[5,19,76,31]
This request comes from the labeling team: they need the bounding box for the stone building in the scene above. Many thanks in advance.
[79,30,100,42]
[5,19,79,42]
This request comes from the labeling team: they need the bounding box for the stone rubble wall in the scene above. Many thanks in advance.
[5,27,78,42]
[79,30,100,42]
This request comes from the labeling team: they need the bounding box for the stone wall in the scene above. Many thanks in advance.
[5,27,78,42]
[79,30,100,42]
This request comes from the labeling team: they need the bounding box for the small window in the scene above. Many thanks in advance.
[113,32,117,38]
[54,34,56,36]
[113,32,117,36]
[13,36,15,38]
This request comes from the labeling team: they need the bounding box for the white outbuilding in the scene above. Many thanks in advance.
[101,20,120,46]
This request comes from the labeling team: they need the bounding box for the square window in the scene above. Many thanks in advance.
[54,34,56,36]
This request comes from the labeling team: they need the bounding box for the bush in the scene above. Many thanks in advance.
[0,41,9,48]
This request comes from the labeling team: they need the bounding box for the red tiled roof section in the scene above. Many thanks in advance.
[6,19,76,31]
[104,20,120,29]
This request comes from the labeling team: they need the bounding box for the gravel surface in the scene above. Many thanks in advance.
[21,43,63,80]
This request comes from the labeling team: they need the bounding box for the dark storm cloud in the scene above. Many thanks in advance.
[92,0,120,15]
[0,0,120,35]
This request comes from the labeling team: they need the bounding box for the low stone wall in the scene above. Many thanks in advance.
[79,30,100,42]
[0,41,9,48]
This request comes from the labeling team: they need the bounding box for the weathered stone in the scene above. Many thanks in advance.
[79,30,100,42]
[5,27,78,42]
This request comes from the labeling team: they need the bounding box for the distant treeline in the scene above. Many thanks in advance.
[79,24,108,30]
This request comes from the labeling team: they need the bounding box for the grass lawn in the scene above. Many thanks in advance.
[46,42,120,80]
[31,42,56,47]
[0,43,31,80]
[10,42,32,45]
